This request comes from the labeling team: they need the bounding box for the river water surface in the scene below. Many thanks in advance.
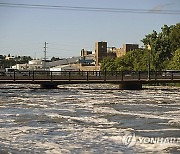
[0,84,180,154]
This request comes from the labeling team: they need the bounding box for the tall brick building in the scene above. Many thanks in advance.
[95,41,107,66]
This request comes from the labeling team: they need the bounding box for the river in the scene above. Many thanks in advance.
[0,84,180,154]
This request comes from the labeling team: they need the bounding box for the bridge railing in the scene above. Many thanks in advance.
[0,70,179,82]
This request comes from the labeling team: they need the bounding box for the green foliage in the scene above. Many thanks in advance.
[0,56,32,68]
[101,49,148,71]
[169,23,180,53]
[0,55,5,60]
[17,56,32,64]
[101,57,116,71]
[0,59,16,68]
[168,49,180,70]
[51,57,60,61]
[115,49,148,71]
[101,23,180,72]
[142,23,180,70]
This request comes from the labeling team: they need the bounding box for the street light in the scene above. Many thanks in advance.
[147,45,151,80]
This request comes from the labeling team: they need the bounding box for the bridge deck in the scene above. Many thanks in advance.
[0,71,179,85]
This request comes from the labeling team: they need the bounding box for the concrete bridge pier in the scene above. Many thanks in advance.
[40,83,58,89]
[119,82,142,90]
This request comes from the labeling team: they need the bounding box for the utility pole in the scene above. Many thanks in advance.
[44,42,48,70]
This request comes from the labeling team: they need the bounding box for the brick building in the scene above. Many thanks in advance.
[78,41,139,71]
[110,44,139,58]
[95,41,107,66]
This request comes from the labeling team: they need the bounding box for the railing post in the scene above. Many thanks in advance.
[32,71,35,81]
[121,71,123,81]
[171,71,173,81]
[148,71,151,80]
[14,71,16,81]
[155,71,157,81]
[115,71,117,79]
[104,70,106,81]
[51,71,53,81]
[87,71,89,81]
[138,71,141,80]
[69,71,71,81]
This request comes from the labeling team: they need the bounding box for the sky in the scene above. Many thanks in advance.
[0,0,180,59]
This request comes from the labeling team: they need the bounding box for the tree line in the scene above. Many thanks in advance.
[0,55,62,69]
[101,23,180,71]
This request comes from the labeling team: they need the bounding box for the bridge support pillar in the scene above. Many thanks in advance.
[119,83,142,90]
[40,83,58,89]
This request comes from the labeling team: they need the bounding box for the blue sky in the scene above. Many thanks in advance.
[0,0,180,59]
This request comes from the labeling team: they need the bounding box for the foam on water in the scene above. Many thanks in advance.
[0,84,179,153]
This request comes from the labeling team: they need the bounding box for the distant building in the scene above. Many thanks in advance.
[81,49,95,60]
[81,49,92,57]
[28,60,42,65]
[78,42,139,71]
[50,65,79,72]
[11,57,81,71]
[11,42,139,72]
[72,63,100,71]
[95,41,107,66]
[80,49,95,65]
[12,60,44,71]
[110,44,139,58]
[107,47,117,58]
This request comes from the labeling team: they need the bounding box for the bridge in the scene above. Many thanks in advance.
[0,70,180,89]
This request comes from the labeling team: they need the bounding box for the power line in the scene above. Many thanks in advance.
[0,2,180,14]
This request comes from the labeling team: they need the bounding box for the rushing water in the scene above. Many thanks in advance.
[0,84,180,154]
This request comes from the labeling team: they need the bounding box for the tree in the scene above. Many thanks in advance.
[19,56,32,63]
[115,51,134,71]
[101,57,116,71]
[141,23,180,70]
[51,57,60,61]
[169,23,180,53]
[101,49,148,71]
[0,55,5,60]
[100,23,180,72]
[168,49,180,70]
